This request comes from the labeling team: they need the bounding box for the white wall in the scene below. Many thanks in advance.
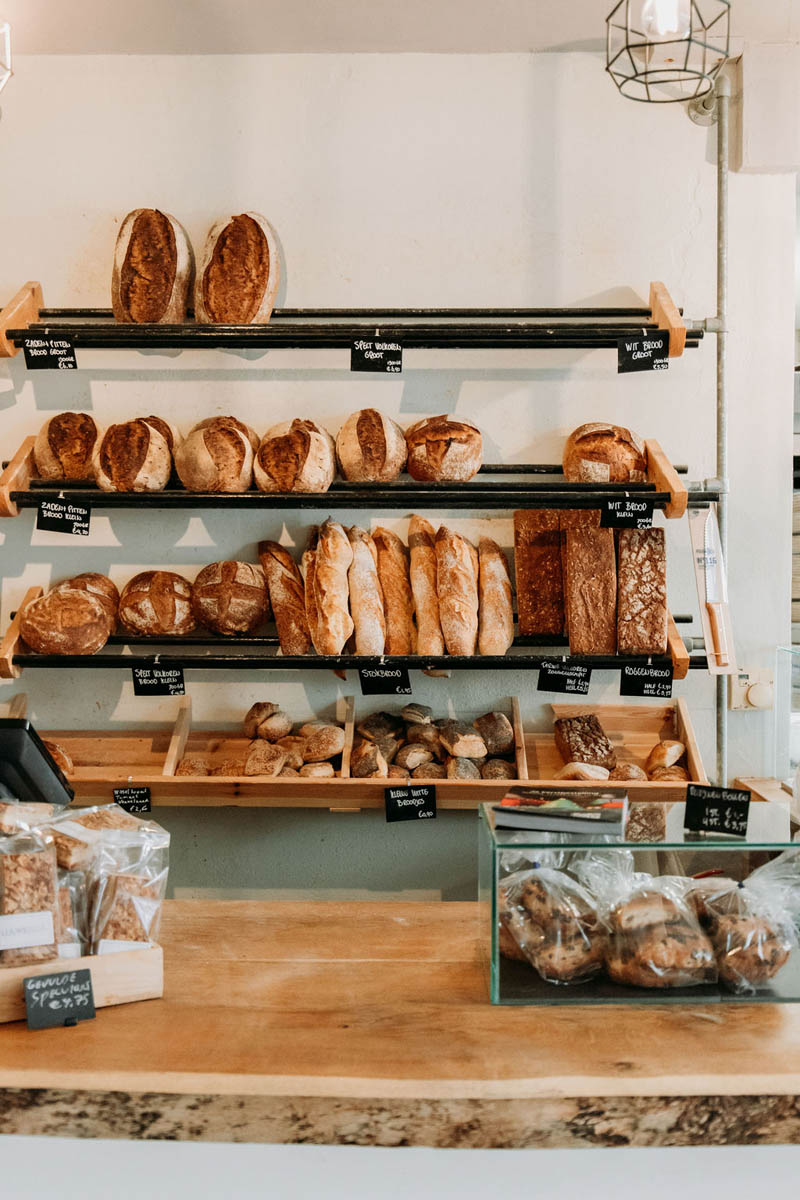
[0,53,794,895]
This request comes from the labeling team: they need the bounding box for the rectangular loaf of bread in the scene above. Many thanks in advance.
[513,510,564,636]
[617,528,667,654]
[564,527,617,655]
[554,713,617,769]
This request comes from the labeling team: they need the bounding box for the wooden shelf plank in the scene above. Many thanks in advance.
[0,282,42,358]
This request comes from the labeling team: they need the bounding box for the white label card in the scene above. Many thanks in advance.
[0,911,55,951]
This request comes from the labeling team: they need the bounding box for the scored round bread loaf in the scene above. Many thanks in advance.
[56,573,119,628]
[335,409,408,482]
[112,208,194,324]
[175,417,256,493]
[118,570,196,636]
[194,213,281,325]
[20,588,111,655]
[645,739,686,773]
[141,414,180,455]
[93,419,172,492]
[34,413,100,480]
[191,560,268,634]
[562,423,647,484]
[405,415,482,482]
[254,419,335,493]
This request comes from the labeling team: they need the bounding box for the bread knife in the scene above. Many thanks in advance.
[704,509,729,667]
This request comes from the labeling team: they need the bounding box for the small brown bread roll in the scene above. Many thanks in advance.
[401,702,432,725]
[474,712,514,756]
[347,527,386,655]
[34,413,99,480]
[555,762,611,781]
[435,526,479,656]
[388,765,411,780]
[254,709,293,743]
[243,702,279,738]
[562,423,647,484]
[56,573,119,628]
[395,744,434,771]
[20,589,111,656]
[313,520,354,655]
[374,734,401,764]
[478,537,514,656]
[112,208,194,323]
[648,765,689,782]
[405,415,482,482]
[255,419,335,493]
[298,720,327,737]
[42,740,73,774]
[257,541,310,657]
[412,762,447,780]
[350,739,388,778]
[93,418,172,492]
[244,741,287,777]
[279,766,300,778]
[610,763,648,782]
[372,528,415,655]
[175,417,255,493]
[210,759,243,776]
[276,737,306,770]
[711,915,792,989]
[446,756,481,780]
[408,515,445,657]
[191,561,268,635]
[118,571,195,636]
[303,725,345,762]
[406,725,443,758]
[438,721,487,759]
[176,757,208,776]
[335,409,407,482]
[357,711,404,741]
[645,740,686,773]
[194,213,281,324]
[481,759,517,780]
[299,762,335,778]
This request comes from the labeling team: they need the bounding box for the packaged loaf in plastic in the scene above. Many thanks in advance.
[88,814,170,954]
[43,804,143,871]
[0,829,60,968]
[0,799,62,836]
[498,864,607,985]
[57,869,88,959]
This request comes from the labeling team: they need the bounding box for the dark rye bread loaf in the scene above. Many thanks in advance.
[112,208,194,323]
[564,527,617,655]
[513,510,564,636]
[617,528,667,654]
[553,714,617,770]
[34,413,99,480]
[194,213,281,324]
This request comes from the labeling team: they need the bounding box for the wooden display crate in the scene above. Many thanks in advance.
[0,945,163,1024]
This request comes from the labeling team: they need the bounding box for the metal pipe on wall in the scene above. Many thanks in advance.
[715,74,731,786]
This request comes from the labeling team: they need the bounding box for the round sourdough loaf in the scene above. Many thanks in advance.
[93,419,172,491]
[20,588,111,655]
[562,423,647,483]
[194,213,281,325]
[335,409,407,482]
[56,573,119,627]
[175,416,256,492]
[112,208,194,324]
[405,415,482,482]
[191,561,268,634]
[254,419,335,493]
[141,414,180,455]
[34,413,100,480]
[118,570,196,636]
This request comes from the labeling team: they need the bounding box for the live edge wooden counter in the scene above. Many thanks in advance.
[1,901,799,1148]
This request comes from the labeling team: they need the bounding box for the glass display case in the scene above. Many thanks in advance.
[479,801,800,1006]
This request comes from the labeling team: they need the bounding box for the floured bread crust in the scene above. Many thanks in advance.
[195,213,281,325]
[112,208,194,324]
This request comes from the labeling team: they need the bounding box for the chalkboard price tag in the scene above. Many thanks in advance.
[359,666,412,696]
[24,968,96,1030]
[600,497,654,529]
[385,784,437,823]
[131,666,185,696]
[350,338,402,374]
[537,660,592,695]
[113,786,152,814]
[684,784,750,838]
[36,498,91,536]
[22,333,78,370]
[620,663,673,699]
[617,331,669,374]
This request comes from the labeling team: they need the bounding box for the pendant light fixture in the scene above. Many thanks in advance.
[0,20,11,95]
[606,1,730,103]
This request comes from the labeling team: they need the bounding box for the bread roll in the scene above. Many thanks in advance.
[350,739,388,778]
[112,208,194,323]
[244,741,287,776]
[255,419,335,493]
[56,573,119,628]
[473,712,514,756]
[562,423,647,484]
[405,415,482,482]
[408,515,444,656]
[555,762,611,781]
[645,740,685,773]
[435,526,478,656]
[610,763,648,782]
[446,757,481,780]
[258,540,311,656]
[20,589,111,656]
[34,413,99,480]
[118,571,196,636]
[372,528,415,654]
[312,520,354,655]
[648,765,689,782]
[481,759,517,780]
[335,409,407,482]
[175,417,255,493]
[93,419,172,492]
[478,537,514,656]
[299,762,335,778]
[191,561,268,634]
[438,721,487,758]
[303,726,345,762]
[194,213,280,324]
[347,527,386,655]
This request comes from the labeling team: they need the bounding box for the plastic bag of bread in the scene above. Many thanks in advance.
[42,804,143,872]
[498,865,607,985]
[0,799,63,836]
[57,870,88,959]
[0,829,60,968]
[88,816,170,954]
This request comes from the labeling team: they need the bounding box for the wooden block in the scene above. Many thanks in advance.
[0,436,35,518]
[162,695,192,776]
[667,612,690,680]
[0,282,43,358]
[0,586,43,679]
[649,281,686,358]
[676,696,708,784]
[511,696,528,781]
[0,945,163,1024]
[644,438,687,519]
[6,693,28,719]
[340,695,355,780]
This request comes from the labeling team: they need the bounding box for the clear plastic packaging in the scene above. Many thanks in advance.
[0,798,62,836]
[605,874,716,989]
[0,828,60,968]
[88,817,170,954]
[499,864,607,985]
[43,803,142,871]
[56,869,87,959]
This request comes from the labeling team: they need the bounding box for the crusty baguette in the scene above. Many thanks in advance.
[347,527,386,655]
[313,519,354,655]
[301,527,321,652]
[435,526,479,656]
[372,528,416,654]
[258,540,311,656]
[408,515,444,655]
[478,536,514,655]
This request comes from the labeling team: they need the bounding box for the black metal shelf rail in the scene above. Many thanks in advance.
[6,307,704,352]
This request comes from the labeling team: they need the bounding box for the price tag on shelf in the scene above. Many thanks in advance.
[131,666,185,696]
[537,660,591,695]
[599,497,654,529]
[359,666,412,696]
[113,786,152,814]
[24,968,96,1030]
[22,333,77,370]
[384,784,437,823]
[350,337,403,374]
[36,498,90,537]
[684,784,750,838]
[619,663,673,699]
[617,331,669,374]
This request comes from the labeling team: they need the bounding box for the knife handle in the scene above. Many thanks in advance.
[706,601,730,667]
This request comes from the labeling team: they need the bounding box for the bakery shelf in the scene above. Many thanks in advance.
[0,946,163,1024]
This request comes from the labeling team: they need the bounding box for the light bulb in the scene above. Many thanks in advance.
[641,0,691,40]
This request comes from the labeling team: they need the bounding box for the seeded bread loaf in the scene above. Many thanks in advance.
[194,213,280,324]
[564,527,617,656]
[617,527,668,655]
[34,413,99,480]
[553,713,617,770]
[112,208,194,324]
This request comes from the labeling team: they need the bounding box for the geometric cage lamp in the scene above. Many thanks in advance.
[606,0,731,103]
